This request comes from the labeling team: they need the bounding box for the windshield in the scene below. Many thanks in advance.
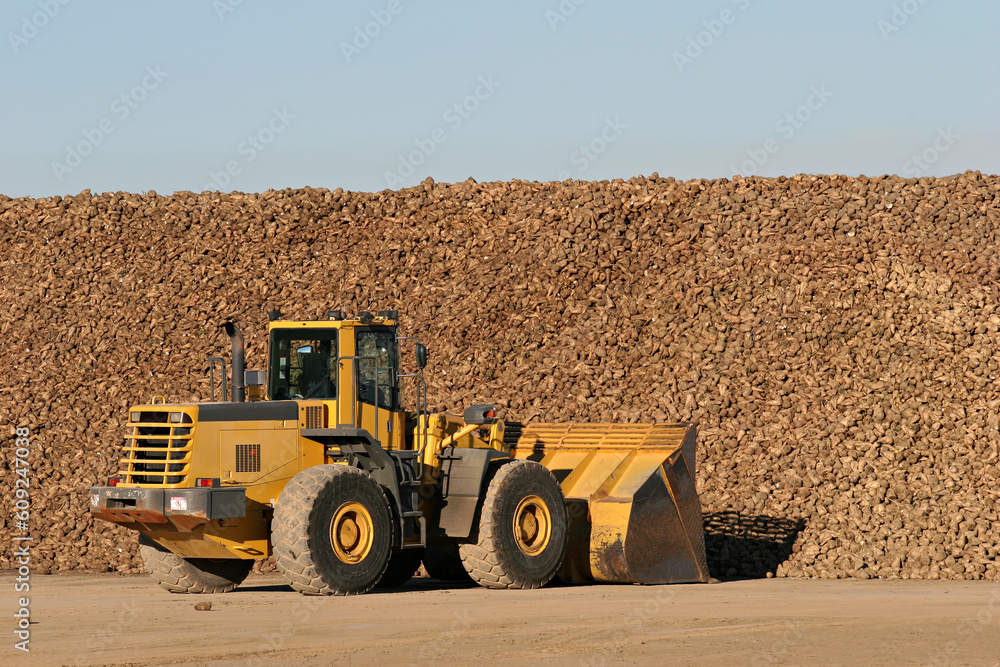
[268,329,338,400]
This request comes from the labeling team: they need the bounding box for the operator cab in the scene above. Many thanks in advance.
[266,310,400,410]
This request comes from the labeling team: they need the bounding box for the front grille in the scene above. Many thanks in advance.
[305,405,324,429]
[118,410,194,486]
[236,444,261,473]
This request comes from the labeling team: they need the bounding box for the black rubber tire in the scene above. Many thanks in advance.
[423,537,472,583]
[459,460,568,589]
[272,465,394,595]
[139,534,253,594]
[377,547,425,588]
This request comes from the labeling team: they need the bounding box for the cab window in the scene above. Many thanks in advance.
[268,330,338,400]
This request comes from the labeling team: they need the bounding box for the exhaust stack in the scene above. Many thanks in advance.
[222,322,245,403]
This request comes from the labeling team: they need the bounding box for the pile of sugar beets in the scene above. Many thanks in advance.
[1,172,998,581]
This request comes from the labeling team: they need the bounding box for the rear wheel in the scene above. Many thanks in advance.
[272,465,394,595]
[139,534,252,594]
[459,460,568,589]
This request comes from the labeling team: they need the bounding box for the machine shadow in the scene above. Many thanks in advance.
[240,511,806,593]
[702,510,805,580]
[238,579,479,594]
[237,583,297,593]
[372,579,478,594]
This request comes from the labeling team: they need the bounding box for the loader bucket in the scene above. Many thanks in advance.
[511,423,709,585]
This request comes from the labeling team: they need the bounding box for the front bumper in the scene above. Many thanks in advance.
[89,485,246,532]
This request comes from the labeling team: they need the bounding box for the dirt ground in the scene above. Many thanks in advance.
[5,572,1000,666]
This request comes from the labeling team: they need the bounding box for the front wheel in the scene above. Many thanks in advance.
[459,460,568,589]
[139,534,253,593]
[272,465,394,595]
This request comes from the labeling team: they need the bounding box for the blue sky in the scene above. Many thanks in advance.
[1,0,996,197]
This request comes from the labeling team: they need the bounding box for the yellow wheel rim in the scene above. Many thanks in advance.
[330,501,374,564]
[513,495,552,556]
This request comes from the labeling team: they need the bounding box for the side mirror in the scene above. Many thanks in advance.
[415,343,428,369]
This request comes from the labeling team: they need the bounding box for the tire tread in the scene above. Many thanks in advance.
[139,535,252,594]
[459,459,568,590]
[272,465,392,596]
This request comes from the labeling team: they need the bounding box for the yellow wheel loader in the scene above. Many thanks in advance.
[89,310,709,594]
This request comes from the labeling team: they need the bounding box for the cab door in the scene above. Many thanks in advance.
[353,327,404,450]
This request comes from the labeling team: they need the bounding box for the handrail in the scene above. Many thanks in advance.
[398,336,429,479]
[207,357,228,402]
[415,375,427,478]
